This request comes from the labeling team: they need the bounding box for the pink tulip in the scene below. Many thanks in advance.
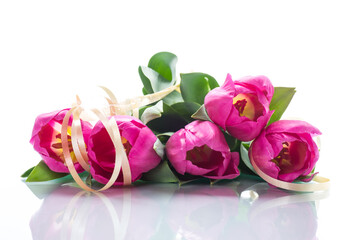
[30,109,92,173]
[87,116,161,185]
[166,120,240,179]
[204,74,274,141]
[249,120,321,182]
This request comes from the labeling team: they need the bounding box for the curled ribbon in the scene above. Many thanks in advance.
[101,84,180,116]
[61,84,180,191]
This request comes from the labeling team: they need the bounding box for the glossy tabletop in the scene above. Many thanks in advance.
[0,176,339,240]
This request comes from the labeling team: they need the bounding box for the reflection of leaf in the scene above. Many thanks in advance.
[180,73,219,105]
[24,172,89,199]
[268,87,296,125]
[141,160,179,183]
[26,160,69,182]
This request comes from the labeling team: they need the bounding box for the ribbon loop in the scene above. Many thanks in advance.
[61,84,180,191]
[61,104,132,192]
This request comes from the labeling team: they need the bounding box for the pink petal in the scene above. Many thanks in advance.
[249,131,280,179]
[165,129,188,175]
[266,120,322,137]
[128,126,161,178]
[30,108,90,173]
[226,110,273,141]
[235,75,274,103]
[166,120,240,179]
[88,116,160,184]
[204,74,235,130]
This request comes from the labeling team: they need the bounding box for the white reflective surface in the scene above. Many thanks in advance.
[21,177,328,240]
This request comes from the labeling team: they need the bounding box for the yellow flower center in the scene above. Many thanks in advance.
[121,136,132,156]
[233,93,256,120]
[51,132,77,164]
[271,141,307,174]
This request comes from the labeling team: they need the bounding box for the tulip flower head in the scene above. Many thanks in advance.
[205,74,274,141]
[249,120,321,182]
[87,116,161,185]
[166,120,240,179]
[30,109,92,173]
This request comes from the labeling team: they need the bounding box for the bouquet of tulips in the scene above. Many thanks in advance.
[22,52,329,192]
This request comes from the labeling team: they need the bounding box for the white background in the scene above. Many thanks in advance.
[0,0,359,239]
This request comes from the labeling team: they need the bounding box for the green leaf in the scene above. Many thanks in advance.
[156,132,174,137]
[240,142,256,174]
[138,105,148,120]
[139,66,173,93]
[191,104,211,121]
[146,103,188,133]
[177,174,204,185]
[26,160,69,182]
[146,102,198,133]
[156,132,174,144]
[21,166,35,178]
[170,102,201,122]
[139,66,153,93]
[153,139,165,159]
[139,52,178,94]
[142,87,149,95]
[180,73,219,105]
[141,160,179,183]
[162,90,183,105]
[140,100,164,124]
[85,173,92,187]
[148,52,177,82]
[268,87,296,125]
[223,132,239,152]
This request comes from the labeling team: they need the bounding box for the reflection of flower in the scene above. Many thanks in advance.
[204,74,274,141]
[220,182,319,240]
[30,109,92,173]
[28,180,321,240]
[166,186,239,240]
[249,120,321,182]
[29,186,81,239]
[166,120,240,179]
[29,185,170,240]
[248,186,318,240]
[88,116,161,185]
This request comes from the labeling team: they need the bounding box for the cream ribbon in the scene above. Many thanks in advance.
[249,153,330,192]
[61,84,180,191]
[61,83,330,192]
